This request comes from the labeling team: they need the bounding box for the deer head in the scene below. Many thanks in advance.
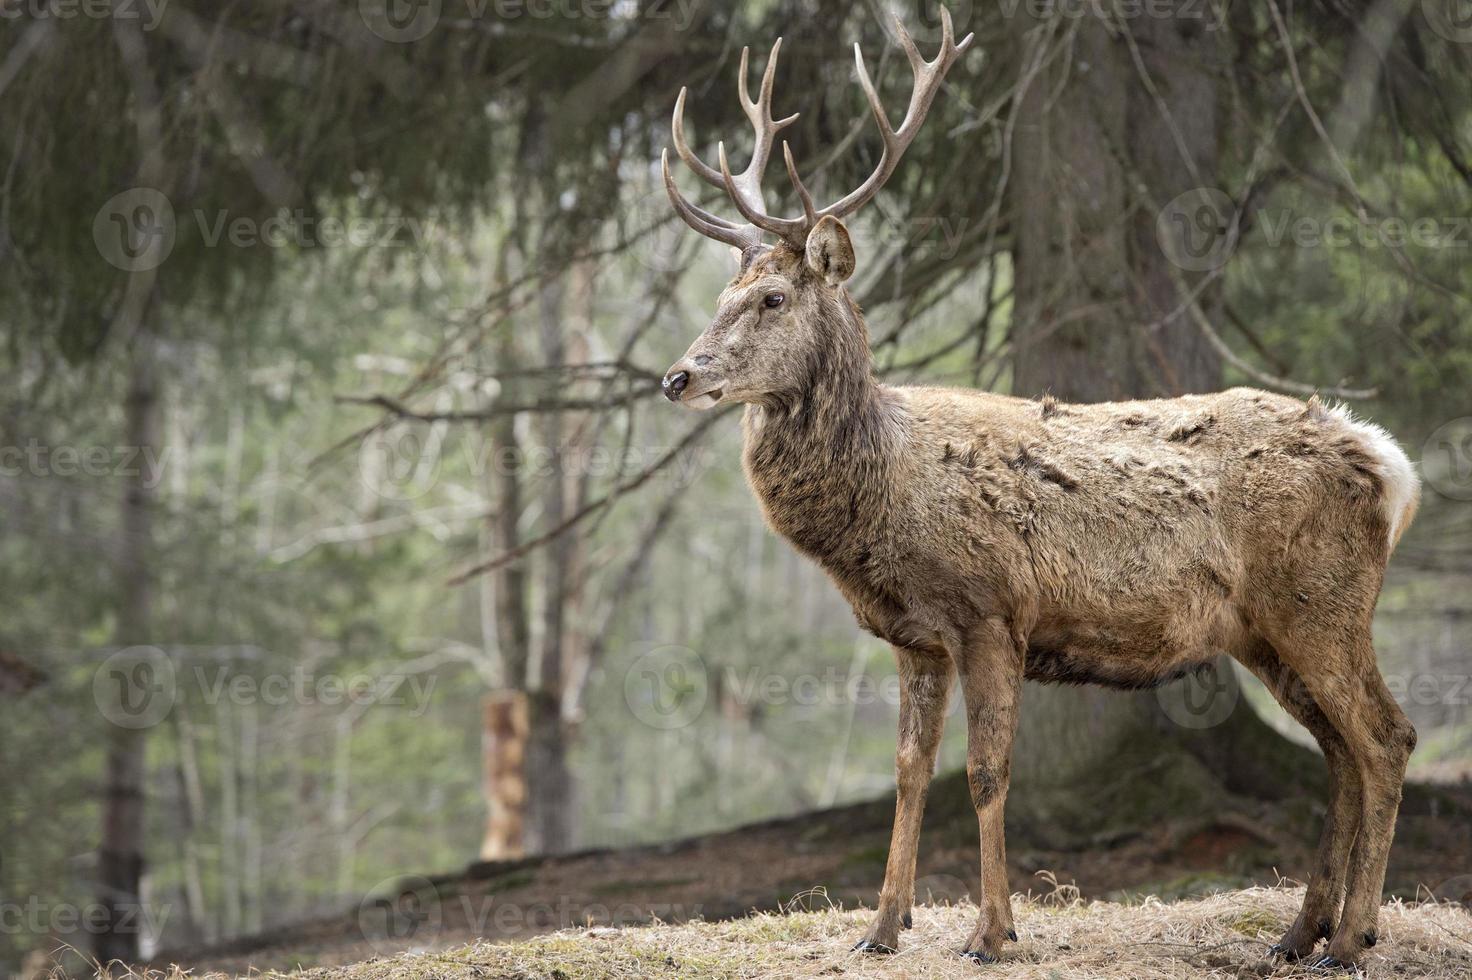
[660,9,973,410]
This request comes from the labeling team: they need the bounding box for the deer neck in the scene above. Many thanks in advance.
[740,291,906,561]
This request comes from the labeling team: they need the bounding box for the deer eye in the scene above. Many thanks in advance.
[764,292,785,309]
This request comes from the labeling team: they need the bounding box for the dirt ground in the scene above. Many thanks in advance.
[127,775,1472,977]
[103,887,1472,979]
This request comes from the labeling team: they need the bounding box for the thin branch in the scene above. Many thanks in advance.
[335,387,660,420]
[445,408,730,587]
[1186,297,1376,399]
[1265,0,1366,219]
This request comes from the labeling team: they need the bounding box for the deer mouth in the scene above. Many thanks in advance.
[680,387,724,410]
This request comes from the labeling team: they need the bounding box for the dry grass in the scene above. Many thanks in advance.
[87,886,1472,980]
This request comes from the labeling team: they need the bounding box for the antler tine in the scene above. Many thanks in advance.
[744,40,800,128]
[671,43,800,207]
[667,40,800,246]
[661,7,972,251]
[671,88,726,191]
[730,39,800,212]
[821,9,975,220]
[894,10,925,70]
[717,142,808,243]
[662,148,759,250]
[782,142,817,226]
[852,39,897,140]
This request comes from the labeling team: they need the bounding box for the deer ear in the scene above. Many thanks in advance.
[805,216,855,283]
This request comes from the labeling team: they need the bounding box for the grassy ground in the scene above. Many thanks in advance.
[123,772,1472,978]
[106,887,1471,980]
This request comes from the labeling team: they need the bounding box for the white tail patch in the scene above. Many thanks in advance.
[1328,403,1420,549]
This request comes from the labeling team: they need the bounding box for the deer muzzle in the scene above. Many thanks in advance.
[662,357,723,409]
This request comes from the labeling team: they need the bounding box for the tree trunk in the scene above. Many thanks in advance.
[522,259,593,856]
[524,690,574,854]
[171,711,209,945]
[1004,7,1313,842]
[96,333,159,966]
[477,236,536,854]
[479,691,529,860]
[1011,10,1222,401]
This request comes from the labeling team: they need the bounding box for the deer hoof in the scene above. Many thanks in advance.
[960,949,998,965]
[852,939,896,955]
[1306,954,1362,975]
[901,912,912,930]
[1268,942,1300,961]
[1006,928,1018,943]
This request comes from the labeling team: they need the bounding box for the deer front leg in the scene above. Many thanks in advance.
[956,619,1023,965]
[854,647,953,954]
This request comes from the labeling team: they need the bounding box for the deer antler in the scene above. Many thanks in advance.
[663,8,974,251]
[663,40,800,251]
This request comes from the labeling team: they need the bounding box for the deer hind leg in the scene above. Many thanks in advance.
[854,646,953,954]
[956,618,1023,964]
[1235,640,1361,960]
[1316,661,1415,970]
[1270,629,1415,970]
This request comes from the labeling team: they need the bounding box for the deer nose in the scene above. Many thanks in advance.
[663,369,690,402]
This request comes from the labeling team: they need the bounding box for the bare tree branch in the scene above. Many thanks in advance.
[446,408,730,586]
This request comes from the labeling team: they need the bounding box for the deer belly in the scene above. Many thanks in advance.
[1024,610,1233,690]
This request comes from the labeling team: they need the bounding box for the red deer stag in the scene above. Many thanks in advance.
[658,7,1419,970]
